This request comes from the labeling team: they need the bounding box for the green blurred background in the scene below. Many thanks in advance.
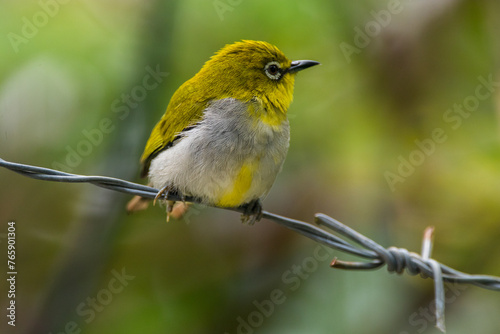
[1,0,500,333]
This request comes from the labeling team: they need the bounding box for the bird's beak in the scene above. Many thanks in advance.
[288,60,320,74]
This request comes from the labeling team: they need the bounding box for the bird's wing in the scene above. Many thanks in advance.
[140,80,208,177]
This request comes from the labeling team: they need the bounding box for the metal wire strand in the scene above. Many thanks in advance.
[1,157,500,332]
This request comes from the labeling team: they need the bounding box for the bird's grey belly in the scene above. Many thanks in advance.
[149,98,290,206]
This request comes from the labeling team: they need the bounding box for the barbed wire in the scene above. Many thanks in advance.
[1,157,499,332]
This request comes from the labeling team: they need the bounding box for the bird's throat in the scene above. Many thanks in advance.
[247,98,287,128]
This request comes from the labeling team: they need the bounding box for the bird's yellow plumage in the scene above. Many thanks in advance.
[139,79,207,177]
[218,161,259,207]
[131,40,319,222]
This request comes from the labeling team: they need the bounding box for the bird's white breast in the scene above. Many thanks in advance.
[148,98,290,207]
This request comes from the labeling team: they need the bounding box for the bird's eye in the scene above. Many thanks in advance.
[268,64,279,75]
[264,61,282,80]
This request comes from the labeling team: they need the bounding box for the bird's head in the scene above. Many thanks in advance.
[194,40,319,115]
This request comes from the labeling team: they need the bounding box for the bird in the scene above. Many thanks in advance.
[127,40,319,223]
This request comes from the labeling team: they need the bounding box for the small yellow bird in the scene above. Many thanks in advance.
[128,40,319,222]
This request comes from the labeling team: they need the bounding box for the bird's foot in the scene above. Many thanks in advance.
[153,185,170,206]
[240,199,263,225]
[154,186,186,222]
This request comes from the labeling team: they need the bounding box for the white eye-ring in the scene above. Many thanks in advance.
[264,61,282,80]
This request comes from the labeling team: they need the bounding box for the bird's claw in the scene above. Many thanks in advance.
[154,186,181,222]
[240,199,263,225]
[153,185,170,206]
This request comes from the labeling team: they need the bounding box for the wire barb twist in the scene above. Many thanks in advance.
[1,157,499,332]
